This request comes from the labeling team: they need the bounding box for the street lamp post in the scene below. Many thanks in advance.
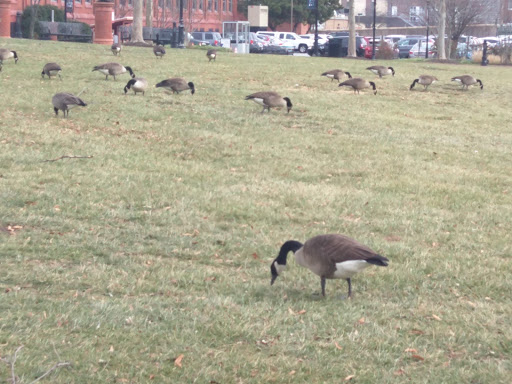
[425,1,430,59]
[372,0,376,60]
[178,0,185,48]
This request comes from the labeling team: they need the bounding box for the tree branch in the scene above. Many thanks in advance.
[28,362,71,384]
[42,155,93,163]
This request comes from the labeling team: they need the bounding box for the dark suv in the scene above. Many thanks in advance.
[191,31,222,47]
[320,36,367,57]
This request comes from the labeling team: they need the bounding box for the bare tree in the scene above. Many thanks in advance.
[28,0,42,39]
[437,0,446,59]
[348,0,356,57]
[131,0,144,43]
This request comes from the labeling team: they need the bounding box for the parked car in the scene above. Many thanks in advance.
[256,31,312,53]
[299,34,330,46]
[316,36,367,57]
[364,38,399,59]
[191,31,222,46]
[396,36,428,58]
[249,32,264,53]
[408,40,435,58]
[385,34,407,45]
[187,32,210,46]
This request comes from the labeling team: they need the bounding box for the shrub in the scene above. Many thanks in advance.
[21,5,65,38]
[375,41,395,60]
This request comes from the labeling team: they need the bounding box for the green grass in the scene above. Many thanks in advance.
[1,38,511,383]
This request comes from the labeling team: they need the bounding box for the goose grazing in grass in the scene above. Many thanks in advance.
[451,75,483,90]
[153,45,166,59]
[367,65,395,78]
[338,78,377,95]
[410,75,438,91]
[124,77,148,95]
[321,69,352,82]
[245,92,292,113]
[0,49,18,72]
[92,63,134,80]
[111,43,122,56]
[52,92,87,117]
[270,234,389,298]
[206,49,217,62]
[41,62,62,80]
[155,78,195,95]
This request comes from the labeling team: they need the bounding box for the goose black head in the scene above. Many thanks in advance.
[346,71,352,79]
[283,97,292,113]
[125,66,135,78]
[477,79,483,90]
[370,81,377,95]
[124,78,136,94]
[12,51,18,63]
[270,240,303,286]
[188,82,195,95]
[389,67,395,76]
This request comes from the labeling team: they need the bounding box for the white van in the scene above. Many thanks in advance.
[256,31,313,53]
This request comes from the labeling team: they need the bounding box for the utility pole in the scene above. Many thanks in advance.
[425,1,430,59]
[372,0,376,60]
[178,0,184,48]
[291,0,293,33]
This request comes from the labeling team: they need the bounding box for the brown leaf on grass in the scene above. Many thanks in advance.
[252,252,259,259]
[411,354,424,361]
[432,314,442,321]
[149,374,155,379]
[344,374,355,381]
[334,341,343,350]
[289,370,296,375]
[394,368,406,376]
[358,317,365,324]
[297,309,306,315]
[174,354,184,368]
[405,348,417,353]
[410,329,425,335]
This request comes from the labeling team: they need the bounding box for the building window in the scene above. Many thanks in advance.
[85,0,91,3]
[409,6,423,22]
[192,0,196,9]
[75,0,81,4]
[228,0,232,12]
[128,0,133,6]
[391,6,397,16]
[166,0,171,8]
[214,0,218,11]
[120,0,125,6]
[199,0,202,10]
[509,0,512,10]
[158,0,163,8]
[222,0,226,11]
[184,0,188,8]
[208,0,212,11]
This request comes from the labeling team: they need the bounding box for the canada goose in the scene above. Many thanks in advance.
[153,45,166,59]
[124,77,148,95]
[410,75,438,91]
[451,75,483,90]
[338,78,377,95]
[206,49,217,62]
[111,43,122,56]
[367,65,395,78]
[321,69,352,82]
[270,234,389,298]
[41,62,62,80]
[245,92,293,113]
[155,78,195,95]
[0,49,18,72]
[52,92,87,117]
[92,63,135,80]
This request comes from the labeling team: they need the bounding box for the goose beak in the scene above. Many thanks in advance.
[271,275,278,286]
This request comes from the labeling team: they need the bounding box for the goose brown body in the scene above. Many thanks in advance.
[245,91,293,113]
[270,234,389,297]
[111,43,122,56]
[41,62,62,80]
[155,78,195,94]
[92,63,135,80]
[367,65,395,78]
[410,75,438,90]
[153,45,166,58]
[338,78,377,95]
[451,75,483,90]
[52,92,87,117]
[0,49,18,71]
[206,49,217,62]
[124,77,148,95]
[321,69,352,82]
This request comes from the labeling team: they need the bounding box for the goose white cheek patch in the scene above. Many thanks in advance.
[274,261,286,275]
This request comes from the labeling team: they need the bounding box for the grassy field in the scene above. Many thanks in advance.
[1,37,511,383]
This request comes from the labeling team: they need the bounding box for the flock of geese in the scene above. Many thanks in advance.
[0,43,487,297]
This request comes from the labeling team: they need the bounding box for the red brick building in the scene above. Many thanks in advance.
[6,0,240,33]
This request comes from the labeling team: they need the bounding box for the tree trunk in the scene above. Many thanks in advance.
[131,0,144,42]
[437,0,446,59]
[28,1,40,39]
[348,0,356,57]
[146,0,153,29]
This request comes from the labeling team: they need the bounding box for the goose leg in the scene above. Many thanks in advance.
[321,277,326,297]
[54,107,59,116]
[346,278,352,298]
